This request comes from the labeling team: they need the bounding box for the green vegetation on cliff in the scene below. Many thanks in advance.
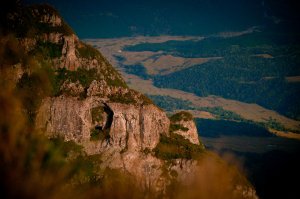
[154,132,204,160]
[56,67,98,87]
[108,90,153,105]
[169,111,193,122]
[90,129,110,141]
[91,106,104,123]
[30,41,63,58]
[169,124,189,133]
[76,42,127,89]
[155,110,203,160]
[76,42,101,59]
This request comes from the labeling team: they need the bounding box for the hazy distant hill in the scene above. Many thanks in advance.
[25,0,300,38]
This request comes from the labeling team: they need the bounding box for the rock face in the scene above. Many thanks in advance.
[35,94,171,193]
[39,12,62,26]
[173,118,199,145]
[60,80,85,96]
[61,34,80,70]
[98,150,166,192]
[109,103,169,151]
[36,96,94,142]
[35,95,169,153]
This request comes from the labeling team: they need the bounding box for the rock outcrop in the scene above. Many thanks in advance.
[61,34,79,70]
[169,111,201,145]
[36,95,169,152]
[175,119,199,144]
[108,103,169,151]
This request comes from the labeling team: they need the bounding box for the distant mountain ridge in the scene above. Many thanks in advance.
[23,0,300,38]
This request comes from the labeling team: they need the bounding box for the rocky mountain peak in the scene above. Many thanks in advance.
[34,5,62,27]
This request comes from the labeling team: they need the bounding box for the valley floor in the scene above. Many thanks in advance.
[85,36,300,138]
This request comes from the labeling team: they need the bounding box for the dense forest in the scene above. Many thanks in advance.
[124,32,300,120]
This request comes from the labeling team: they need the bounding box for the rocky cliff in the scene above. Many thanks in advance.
[36,95,170,153]
[1,3,258,199]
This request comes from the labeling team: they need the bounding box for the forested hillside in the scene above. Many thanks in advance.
[125,32,300,120]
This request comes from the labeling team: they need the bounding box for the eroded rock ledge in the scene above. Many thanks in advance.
[36,95,169,153]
